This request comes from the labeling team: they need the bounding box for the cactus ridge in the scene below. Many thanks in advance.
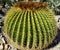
[4,2,57,50]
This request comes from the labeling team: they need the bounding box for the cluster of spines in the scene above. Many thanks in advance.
[4,7,57,49]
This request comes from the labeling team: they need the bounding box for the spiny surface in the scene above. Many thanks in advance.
[4,2,57,50]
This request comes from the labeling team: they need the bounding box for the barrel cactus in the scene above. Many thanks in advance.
[4,2,57,50]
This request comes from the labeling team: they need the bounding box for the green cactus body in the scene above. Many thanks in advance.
[4,2,57,50]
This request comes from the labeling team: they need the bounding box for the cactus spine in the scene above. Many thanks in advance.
[4,2,57,50]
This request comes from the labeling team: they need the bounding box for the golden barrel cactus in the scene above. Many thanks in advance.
[4,2,57,50]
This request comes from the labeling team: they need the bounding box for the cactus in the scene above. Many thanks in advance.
[4,2,57,50]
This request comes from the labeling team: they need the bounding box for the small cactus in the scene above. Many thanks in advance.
[4,2,57,50]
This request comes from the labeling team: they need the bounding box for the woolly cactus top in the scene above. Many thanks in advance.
[4,2,57,50]
[14,2,47,10]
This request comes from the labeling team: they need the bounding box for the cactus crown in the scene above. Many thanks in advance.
[4,2,57,50]
[14,2,47,10]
